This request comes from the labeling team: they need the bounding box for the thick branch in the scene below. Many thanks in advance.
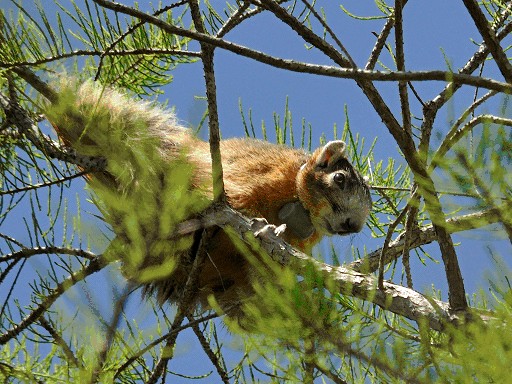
[197,205,485,331]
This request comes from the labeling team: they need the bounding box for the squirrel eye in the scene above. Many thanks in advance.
[333,172,345,186]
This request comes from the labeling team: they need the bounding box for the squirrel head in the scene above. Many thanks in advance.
[296,140,372,237]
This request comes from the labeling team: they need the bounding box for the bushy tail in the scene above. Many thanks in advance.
[46,79,190,190]
[47,79,176,164]
[44,79,211,279]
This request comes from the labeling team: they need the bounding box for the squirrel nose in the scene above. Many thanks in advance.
[341,218,360,233]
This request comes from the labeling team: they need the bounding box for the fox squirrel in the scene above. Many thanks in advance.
[43,79,372,316]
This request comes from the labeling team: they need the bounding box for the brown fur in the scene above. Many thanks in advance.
[45,79,372,317]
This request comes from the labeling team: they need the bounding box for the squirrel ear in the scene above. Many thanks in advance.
[314,140,347,168]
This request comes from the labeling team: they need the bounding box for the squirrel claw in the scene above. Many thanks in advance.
[251,218,287,238]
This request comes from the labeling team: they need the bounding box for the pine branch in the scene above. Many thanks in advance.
[190,0,225,204]
[0,49,201,70]
[462,0,512,83]
[0,255,106,345]
[349,206,506,273]
[38,317,83,369]
[0,88,107,173]
[90,0,512,94]
[1,246,97,262]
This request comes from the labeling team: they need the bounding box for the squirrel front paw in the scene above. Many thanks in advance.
[251,218,287,238]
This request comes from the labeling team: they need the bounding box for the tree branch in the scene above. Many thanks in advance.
[0,171,89,196]
[462,0,512,83]
[188,315,230,384]
[349,206,506,273]
[431,114,512,169]
[1,246,97,262]
[365,1,409,70]
[0,256,106,345]
[0,49,201,71]
[113,313,219,379]
[89,0,512,94]
[456,154,512,244]
[394,0,411,135]
[189,0,226,204]
[198,205,488,331]
[0,90,107,173]
[38,316,83,369]
[254,0,352,68]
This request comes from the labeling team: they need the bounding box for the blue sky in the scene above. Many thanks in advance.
[2,0,511,381]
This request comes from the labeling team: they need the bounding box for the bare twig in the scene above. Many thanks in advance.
[0,170,89,196]
[378,205,409,289]
[1,246,97,262]
[86,1,512,94]
[402,202,418,289]
[253,0,352,68]
[394,0,411,135]
[298,0,356,67]
[38,317,83,369]
[216,1,252,38]
[462,0,512,83]
[113,313,219,379]
[0,256,106,345]
[95,0,190,79]
[349,206,506,273]
[190,0,226,203]
[431,114,512,169]
[366,8,398,70]
[188,315,230,384]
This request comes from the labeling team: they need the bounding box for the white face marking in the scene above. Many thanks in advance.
[297,140,372,237]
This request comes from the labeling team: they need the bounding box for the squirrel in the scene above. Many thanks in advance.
[42,78,372,318]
